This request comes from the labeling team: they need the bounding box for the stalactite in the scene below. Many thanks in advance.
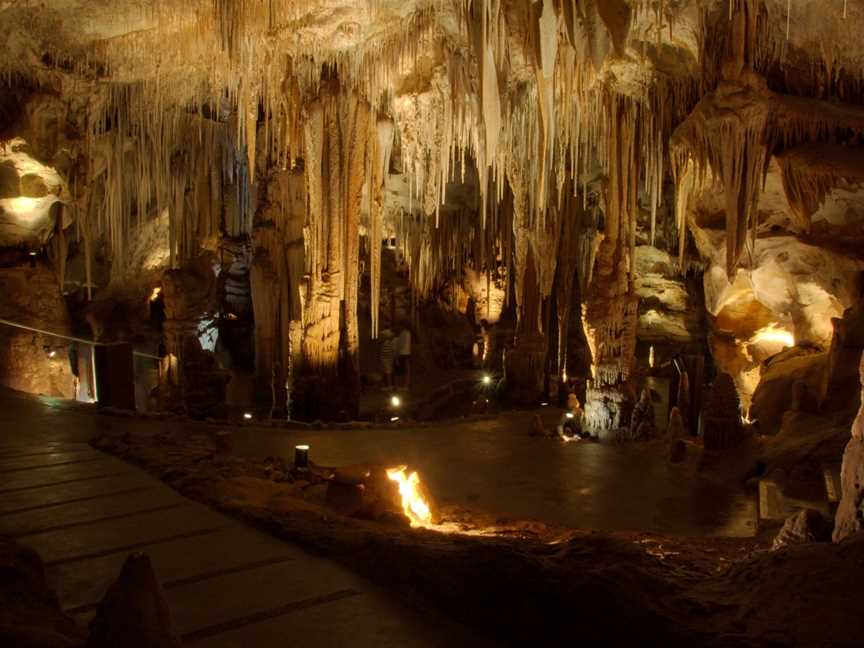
[370,119,395,340]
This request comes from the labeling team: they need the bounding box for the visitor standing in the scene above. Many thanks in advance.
[380,329,395,388]
[396,325,412,390]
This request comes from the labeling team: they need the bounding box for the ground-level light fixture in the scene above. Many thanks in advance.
[294,444,309,468]
[243,412,253,420]
[565,412,575,419]
[390,416,400,422]
[390,395,401,408]
[482,374,492,385]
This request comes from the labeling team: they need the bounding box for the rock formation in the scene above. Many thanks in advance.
[835,352,864,542]
[0,1,862,438]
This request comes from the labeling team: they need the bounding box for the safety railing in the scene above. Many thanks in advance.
[0,318,160,360]
[0,317,162,409]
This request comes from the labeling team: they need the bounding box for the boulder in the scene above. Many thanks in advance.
[751,349,827,434]
[773,509,832,550]
[325,464,418,523]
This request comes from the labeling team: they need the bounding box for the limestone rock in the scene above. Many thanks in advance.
[834,351,864,543]
[702,373,747,451]
[773,509,832,550]
[0,264,75,398]
[667,439,687,464]
[835,437,864,542]
[751,349,827,434]
[85,553,180,648]
[325,464,416,523]
[667,406,687,440]
[0,538,83,648]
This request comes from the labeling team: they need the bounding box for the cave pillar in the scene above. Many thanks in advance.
[249,252,287,415]
[342,97,371,417]
[250,157,307,418]
[297,86,370,417]
[501,161,553,405]
[157,256,221,415]
[581,239,639,435]
[581,100,641,436]
[504,246,548,404]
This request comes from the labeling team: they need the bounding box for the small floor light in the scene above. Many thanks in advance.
[390,395,401,408]
[482,374,492,385]
[390,416,400,422]
[295,444,309,468]
[243,412,253,420]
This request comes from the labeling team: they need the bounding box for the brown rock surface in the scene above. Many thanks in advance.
[0,537,84,648]
[0,263,75,398]
[751,349,827,434]
[85,553,180,648]
[835,352,864,542]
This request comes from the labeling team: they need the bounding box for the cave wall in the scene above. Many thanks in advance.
[1,2,864,454]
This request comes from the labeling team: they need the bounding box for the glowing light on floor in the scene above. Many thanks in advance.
[390,395,401,408]
[243,412,253,420]
[482,374,492,385]
[390,416,400,422]
[386,466,433,527]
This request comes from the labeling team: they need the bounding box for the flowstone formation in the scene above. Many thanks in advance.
[0,0,864,441]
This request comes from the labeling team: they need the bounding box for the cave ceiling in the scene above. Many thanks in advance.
[3,0,864,346]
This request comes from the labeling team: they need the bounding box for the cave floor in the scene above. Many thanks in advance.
[230,413,760,538]
[0,388,485,647]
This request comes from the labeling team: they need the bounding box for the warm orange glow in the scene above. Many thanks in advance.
[149,286,162,302]
[386,466,433,527]
[749,323,794,348]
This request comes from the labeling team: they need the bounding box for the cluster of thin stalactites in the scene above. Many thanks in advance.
[4,1,864,373]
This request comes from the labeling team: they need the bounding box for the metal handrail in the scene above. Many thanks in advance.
[0,318,161,360]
